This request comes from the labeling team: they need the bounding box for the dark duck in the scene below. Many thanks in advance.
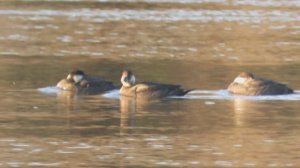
[57,70,116,95]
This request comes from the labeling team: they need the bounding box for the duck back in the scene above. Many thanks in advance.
[120,82,191,98]
[228,78,293,96]
[76,76,116,94]
[57,76,116,95]
[257,80,293,95]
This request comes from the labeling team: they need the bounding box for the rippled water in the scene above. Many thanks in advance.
[0,0,300,167]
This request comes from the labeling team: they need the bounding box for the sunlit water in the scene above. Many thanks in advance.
[0,0,300,167]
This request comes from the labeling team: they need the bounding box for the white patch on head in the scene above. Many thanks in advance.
[234,77,247,84]
[121,74,136,87]
[67,74,72,80]
[121,77,130,87]
[73,75,83,83]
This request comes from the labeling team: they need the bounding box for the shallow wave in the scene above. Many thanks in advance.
[25,0,300,7]
[38,86,61,94]
[173,90,300,101]
[102,89,120,99]
[96,0,226,3]
[0,9,299,23]
[39,87,300,101]
[232,0,300,7]
[38,86,121,97]
[106,89,300,101]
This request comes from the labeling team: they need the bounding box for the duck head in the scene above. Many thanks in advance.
[67,70,85,83]
[233,72,254,84]
[121,70,136,87]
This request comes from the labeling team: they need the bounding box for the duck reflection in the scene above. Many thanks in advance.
[56,90,77,111]
[119,95,137,135]
[120,96,137,114]
[120,95,176,136]
[231,98,269,127]
[119,95,190,136]
[119,96,157,135]
[232,98,249,126]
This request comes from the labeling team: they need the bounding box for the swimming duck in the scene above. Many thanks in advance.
[56,70,116,94]
[228,72,293,96]
[120,70,192,98]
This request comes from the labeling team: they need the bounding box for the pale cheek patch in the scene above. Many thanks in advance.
[67,74,72,80]
[73,75,83,83]
[121,77,130,87]
[234,77,247,84]
[121,75,136,87]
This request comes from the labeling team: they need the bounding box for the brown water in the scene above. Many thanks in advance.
[0,0,300,167]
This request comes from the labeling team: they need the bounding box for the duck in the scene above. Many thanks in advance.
[56,70,116,94]
[227,72,293,96]
[120,70,192,98]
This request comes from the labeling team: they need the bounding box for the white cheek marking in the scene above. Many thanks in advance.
[121,76,130,87]
[67,74,72,80]
[73,75,83,83]
[121,75,136,87]
[234,77,247,84]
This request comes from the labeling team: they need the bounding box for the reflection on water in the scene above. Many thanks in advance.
[0,0,300,167]
[1,57,300,167]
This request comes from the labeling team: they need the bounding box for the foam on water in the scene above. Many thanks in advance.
[232,0,300,7]
[215,160,233,167]
[0,9,299,23]
[28,162,63,167]
[24,0,300,6]
[102,89,120,99]
[39,87,300,101]
[67,143,95,149]
[39,86,121,99]
[97,0,226,3]
[38,86,62,94]
[10,143,30,147]
[172,90,300,101]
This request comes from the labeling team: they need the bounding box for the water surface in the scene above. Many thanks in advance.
[0,0,300,167]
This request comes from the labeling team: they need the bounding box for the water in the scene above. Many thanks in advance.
[0,0,300,167]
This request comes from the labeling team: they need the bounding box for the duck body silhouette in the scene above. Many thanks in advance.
[228,72,293,96]
[120,70,191,99]
[57,70,116,95]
